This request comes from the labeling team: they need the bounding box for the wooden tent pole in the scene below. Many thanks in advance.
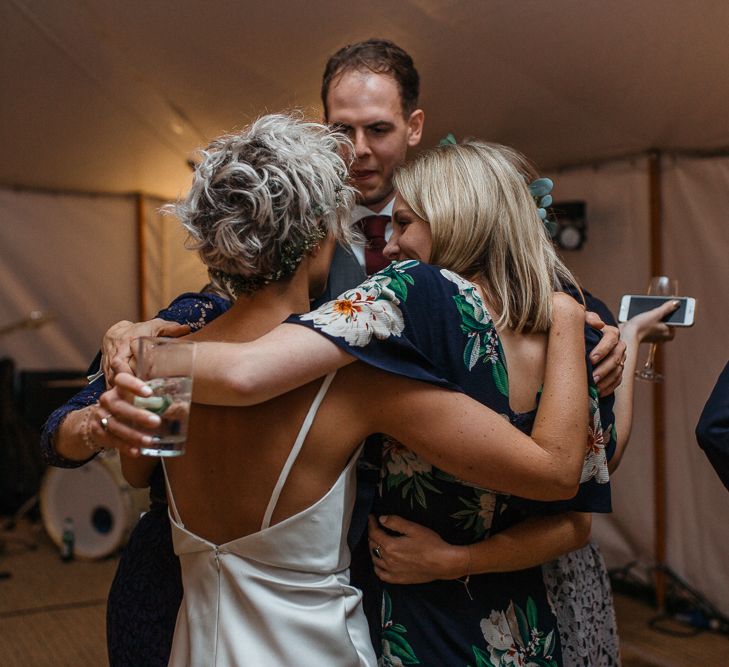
[648,151,667,611]
[136,193,147,321]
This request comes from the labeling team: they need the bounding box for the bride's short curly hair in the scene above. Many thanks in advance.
[169,114,357,291]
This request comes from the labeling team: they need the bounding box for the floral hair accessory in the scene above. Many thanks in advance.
[209,224,328,297]
[439,133,457,146]
[528,177,556,236]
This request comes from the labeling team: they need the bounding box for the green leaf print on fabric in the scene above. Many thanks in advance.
[404,474,442,509]
[383,437,442,510]
[381,591,420,666]
[491,359,509,397]
[526,597,538,630]
[439,269,509,399]
[379,259,419,302]
[472,598,558,667]
[450,491,496,539]
[470,645,495,667]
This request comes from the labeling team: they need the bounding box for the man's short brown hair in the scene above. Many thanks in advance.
[321,39,420,118]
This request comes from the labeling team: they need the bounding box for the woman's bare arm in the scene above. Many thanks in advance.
[367,512,591,584]
[120,453,158,488]
[53,404,104,462]
[609,299,679,473]
[101,294,587,495]
[372,293,588,499]
[54,401,152,461]
[187,324,354,406]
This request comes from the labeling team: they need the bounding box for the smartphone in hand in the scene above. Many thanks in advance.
[618,295,695,326]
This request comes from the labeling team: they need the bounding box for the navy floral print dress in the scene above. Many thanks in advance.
[290,261,614,667]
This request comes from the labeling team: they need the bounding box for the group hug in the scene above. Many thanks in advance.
[42,39,679,666]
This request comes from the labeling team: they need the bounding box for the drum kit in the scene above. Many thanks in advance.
[2,311,148,560]
[40,454,148,559]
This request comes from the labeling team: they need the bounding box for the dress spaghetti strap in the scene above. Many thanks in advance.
[162,459,183,527]
[162,371,337,533]
[260,372,336,529]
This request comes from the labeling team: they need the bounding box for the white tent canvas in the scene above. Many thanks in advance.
[1,0,727,623]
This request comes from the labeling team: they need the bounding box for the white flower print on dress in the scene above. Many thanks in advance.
[300,276,405,347]
[581,389,610,484]
[475,599,557,667]
[384,437,432,477]
[378,642,405,667]
[479,492,497,525]
[481,609,523,663]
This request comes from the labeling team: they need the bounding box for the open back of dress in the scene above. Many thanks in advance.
[164,372,375,666]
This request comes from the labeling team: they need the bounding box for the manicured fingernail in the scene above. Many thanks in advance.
[147,415,161,427]
[142,436,153,446]
[672,300,680,307]
[379,515,389,524]
[130,448,140,457]
[140,384,153,396]
[593,374,601,383]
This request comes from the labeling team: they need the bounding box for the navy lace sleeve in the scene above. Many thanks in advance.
[40,291,231,468]
[156,291,232,332]
[288,262,612,512]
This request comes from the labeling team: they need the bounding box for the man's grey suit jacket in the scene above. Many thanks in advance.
[316,243,367,305]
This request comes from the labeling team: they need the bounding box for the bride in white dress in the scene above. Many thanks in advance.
[112,114,589,666]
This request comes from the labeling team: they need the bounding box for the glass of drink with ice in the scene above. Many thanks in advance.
[134,337,195,457]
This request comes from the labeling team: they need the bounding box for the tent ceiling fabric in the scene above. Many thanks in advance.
[2,0,728,199]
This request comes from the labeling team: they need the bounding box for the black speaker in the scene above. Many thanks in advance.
[0,362,86,514]
[19,370,87,432]
[553,200,587,251]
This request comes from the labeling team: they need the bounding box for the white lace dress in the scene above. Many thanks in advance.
[543,542,621,667]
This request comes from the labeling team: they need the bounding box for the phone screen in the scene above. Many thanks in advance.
[626,296,688,323]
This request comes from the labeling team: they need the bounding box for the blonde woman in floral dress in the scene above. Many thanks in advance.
[106,140,621,665]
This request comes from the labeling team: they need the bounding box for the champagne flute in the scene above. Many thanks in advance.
[635,276,678,382]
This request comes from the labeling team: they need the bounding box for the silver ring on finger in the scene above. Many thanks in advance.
[100,415,112,432]
[373,545,383,560]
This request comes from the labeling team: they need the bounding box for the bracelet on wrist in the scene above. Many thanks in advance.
[457,545,474,601]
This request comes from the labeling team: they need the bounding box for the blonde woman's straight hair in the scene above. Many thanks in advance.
[394,141,580,333]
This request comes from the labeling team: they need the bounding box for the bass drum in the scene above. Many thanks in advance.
[40,453,149,559]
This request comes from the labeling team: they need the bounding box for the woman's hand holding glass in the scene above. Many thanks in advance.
[98,374,165,456]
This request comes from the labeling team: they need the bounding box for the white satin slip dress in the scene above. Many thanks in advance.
[164,372,376,666]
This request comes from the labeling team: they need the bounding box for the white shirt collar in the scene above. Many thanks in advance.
[352,197,395,224]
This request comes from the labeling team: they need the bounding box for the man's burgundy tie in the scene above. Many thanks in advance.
[360,214,390,275]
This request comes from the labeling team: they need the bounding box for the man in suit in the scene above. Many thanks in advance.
[696,362,729,490]
[316,38,424,300]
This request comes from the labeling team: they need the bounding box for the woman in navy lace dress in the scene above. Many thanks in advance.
[40,292,229,666]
